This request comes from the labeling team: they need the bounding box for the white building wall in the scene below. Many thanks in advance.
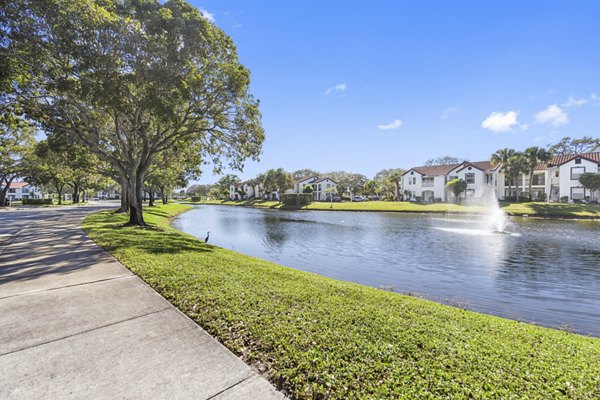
[558,158,598,201]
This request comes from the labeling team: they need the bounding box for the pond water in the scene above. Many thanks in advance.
[174,205,600,336]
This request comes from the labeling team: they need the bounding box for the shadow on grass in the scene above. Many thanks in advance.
[87,216,214,256]
[506,202,600,218]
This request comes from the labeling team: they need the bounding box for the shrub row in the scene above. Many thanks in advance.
[281,193,313,206]
[22,198,54,205]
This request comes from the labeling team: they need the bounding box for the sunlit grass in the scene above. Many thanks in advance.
[185,198,600,219]
[84,204,600,399]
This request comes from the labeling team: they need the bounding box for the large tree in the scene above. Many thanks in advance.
[503,153,529,200]
[424,155,463,166]
[446,179,467,203]
[374,168,405,200]
[326,171,367,198]
[523,146,552,201]
[579,173,600,202]
[549,136,600,155]
[257,168,293,196]
[3,0,264,225]
[0,109,36,206]
[215,174,240,199]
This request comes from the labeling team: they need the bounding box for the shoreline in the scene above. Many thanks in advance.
[180,200,600,221]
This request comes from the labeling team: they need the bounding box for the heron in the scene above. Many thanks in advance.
[204,231,210,243]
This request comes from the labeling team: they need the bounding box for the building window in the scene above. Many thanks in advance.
[8,188,16,193]
[571,166,585,180]
[575,158,581,165]
[555,171,559,177]
[412,177,417,185]
[448,175,458,181]
[465,173,475,184]
[571,187,585,200]
[422,177,434,187]
[532,174,545,186]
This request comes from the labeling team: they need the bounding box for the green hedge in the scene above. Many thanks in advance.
[22,198,53,205]
[190,196,201,202]
[281,193,313,206]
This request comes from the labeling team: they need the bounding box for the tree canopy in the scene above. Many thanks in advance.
[424,156,463,166]
[548,136,600,155]
[2,0,264,223]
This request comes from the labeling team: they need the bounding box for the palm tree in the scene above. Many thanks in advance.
[490,148,516,167]
[491,148,516,198]
[504,153,529,200]
[387,170,403,201]
[524,146,552,201]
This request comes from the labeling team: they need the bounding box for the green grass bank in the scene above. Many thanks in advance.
[186,199,600,219]
[84,204,600,399]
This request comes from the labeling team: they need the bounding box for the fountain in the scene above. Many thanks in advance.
[433,188,516,236]
[486,190,508,233]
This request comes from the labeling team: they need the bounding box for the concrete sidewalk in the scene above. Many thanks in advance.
[0,205,285,399]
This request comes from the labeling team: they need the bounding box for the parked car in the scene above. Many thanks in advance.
[351,195,367,202]
[332,196,341,202]
[370,195,380,201]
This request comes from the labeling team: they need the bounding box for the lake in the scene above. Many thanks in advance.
[174,205,600,336]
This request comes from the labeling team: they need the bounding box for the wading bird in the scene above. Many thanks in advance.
[204,231,210,243]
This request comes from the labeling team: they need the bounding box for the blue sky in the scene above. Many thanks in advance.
[190,1,600,184]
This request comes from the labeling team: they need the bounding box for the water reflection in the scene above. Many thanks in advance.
[174,205,600,336]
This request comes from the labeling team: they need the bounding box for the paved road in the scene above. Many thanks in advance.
[0,204,285,399]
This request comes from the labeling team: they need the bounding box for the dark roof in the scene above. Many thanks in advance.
[404,163,464,177]
[312,177,337,184]
[455,161,498,173]
[295,176,318,183]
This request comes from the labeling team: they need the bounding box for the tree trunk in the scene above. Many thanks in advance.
[72,182,81,203]
[148,187,155,207]
[159,186,168,204]
[528,169,534,201]
[117,178,129,213]
[57,184,64,205]
[0,175,15,206]
[127,170,145,226]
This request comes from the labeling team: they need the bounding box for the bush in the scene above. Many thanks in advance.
[281,193,313,206]
[22,198,53,205]
[560,196,569,203]
[504,196,517,202]
[190,196,201,202]
[536,192,547,201]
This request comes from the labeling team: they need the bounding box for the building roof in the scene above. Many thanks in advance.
[531,152,600,171]
[312,177,337,184]
[547,152,600,167]
[404,163,464,177]
[3,181,31,189]
[295,176,318,183]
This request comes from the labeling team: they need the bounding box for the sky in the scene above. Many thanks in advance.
[189,0,600,184]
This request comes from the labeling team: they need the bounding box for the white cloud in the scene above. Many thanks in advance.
[441,107,458,120]
[562,96,588,108]
[377,119,403,130]
[325,83,347,95]
[199,8,215,23]
[534,104,568,126]
[481,111,519,132]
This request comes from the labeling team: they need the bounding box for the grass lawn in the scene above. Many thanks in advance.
[186,199,600,219]
[84,204,600,399]
[189,199,488,214]
[502,202,600,218]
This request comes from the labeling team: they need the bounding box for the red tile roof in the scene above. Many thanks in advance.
[535,152,600,170]
[4,181,31,189]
